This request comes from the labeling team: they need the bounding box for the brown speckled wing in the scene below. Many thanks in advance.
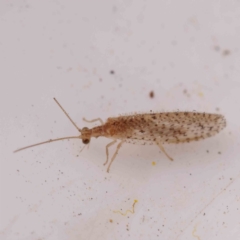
[109,112,226,145]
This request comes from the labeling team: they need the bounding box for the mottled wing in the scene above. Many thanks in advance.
[118,112,226,145]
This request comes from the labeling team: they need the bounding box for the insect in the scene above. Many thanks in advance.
[14,98,226,173]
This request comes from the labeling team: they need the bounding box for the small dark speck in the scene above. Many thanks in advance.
[216,107,220,112]
[99,78,102,82]
[222,49,231,56]
[183,89,190,97]
[218,151,221,155]
[203,213,206,216]
[110,70,115,74]
[78,213,82,216]
[206,150,209,153]
[112,5,117,12]
[214,45,220,51]
[149,91,154,98]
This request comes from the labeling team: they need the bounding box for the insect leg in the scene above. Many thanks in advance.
[155,140,173,161]
[104,140,117,166]
[107,140,124,173]
[79,144,87,153]
[82,117,104,125]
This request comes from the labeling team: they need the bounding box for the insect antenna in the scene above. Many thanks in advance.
[14,98,83,153]
[14,136,81,153]
[53,98,82,133]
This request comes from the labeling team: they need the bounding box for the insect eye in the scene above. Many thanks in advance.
[82,139,90,144]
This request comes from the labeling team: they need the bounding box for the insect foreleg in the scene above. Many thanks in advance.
[82,117,104,125]
[104,140,117,166]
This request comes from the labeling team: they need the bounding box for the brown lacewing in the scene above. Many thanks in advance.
[14,98,226,172]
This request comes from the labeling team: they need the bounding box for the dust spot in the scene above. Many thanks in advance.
[183,89,191,97]
[222,49,231,56]
[214,46,220,51]
[149,91,154,98]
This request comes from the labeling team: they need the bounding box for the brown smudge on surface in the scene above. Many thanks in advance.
[149,91,154,98]
[222,49,231,56]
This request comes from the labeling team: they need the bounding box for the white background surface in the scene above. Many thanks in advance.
[1,0,240,239]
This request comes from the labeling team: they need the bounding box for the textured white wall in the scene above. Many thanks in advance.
[1,0,240,239]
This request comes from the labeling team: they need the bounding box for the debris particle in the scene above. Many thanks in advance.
[113,199,138,216]
[222,49,231,56]
[109,219,113,223]
[192,225,201,240]
[110,70,115,74]
[183,89,190,97]
[149,91,154,98]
